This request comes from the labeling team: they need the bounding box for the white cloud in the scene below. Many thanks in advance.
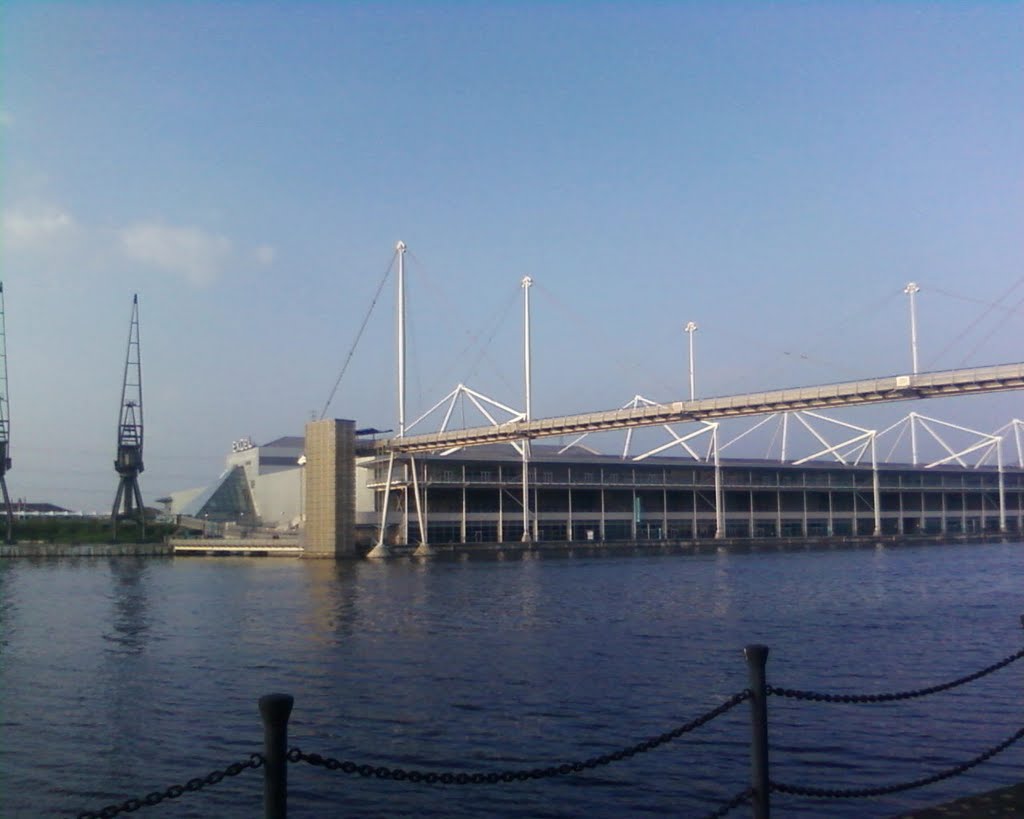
[254,244,276,266]
[119,223,233,287]
[0,110,12,128]
[4,202,271,288]
[2,207,76,249]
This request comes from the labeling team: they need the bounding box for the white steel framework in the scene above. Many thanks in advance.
[362,245,1023,549]
[381,363,1024,455]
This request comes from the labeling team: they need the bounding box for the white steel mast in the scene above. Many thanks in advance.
[521,275,533,543]
[397,241,407,438]
[904,282,921,376]
[685,321,698,401]
[369,241,407,558]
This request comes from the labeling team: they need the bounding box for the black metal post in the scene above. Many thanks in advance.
[259,693,294,819]
[744,645,770,819]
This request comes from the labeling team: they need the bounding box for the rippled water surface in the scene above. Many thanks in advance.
[1,541,1022,817]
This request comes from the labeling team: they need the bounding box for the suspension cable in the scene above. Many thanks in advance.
[925,275,1024,368]
[318,251,397,420]
[408,250,521,398]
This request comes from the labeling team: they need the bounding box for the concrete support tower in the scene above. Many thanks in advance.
[304,418,357,557]
[112,294,145,540]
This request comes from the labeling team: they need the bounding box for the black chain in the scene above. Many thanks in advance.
[768,646,1024,704]
[75,753,264,818]
[702,787,752,818]
[289,690,750,784]
[770,724,1024,800]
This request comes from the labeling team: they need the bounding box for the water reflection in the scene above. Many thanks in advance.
[299,559,361,644]
[0,561,13,653]
[711,548,733,618]
[104,557,151,656]
[2,544,1023,818]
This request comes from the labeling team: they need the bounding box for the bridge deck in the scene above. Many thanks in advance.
[378,363,1024,454]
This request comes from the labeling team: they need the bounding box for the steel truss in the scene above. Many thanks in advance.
[112,295,145,540]
[363,242,1023,549]
[373,383,527,556]
[0,284,11,543]
[995,420,1024,468]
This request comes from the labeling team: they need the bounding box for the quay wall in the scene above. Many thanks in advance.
[380,530,1022,558]
[0,542,173,558]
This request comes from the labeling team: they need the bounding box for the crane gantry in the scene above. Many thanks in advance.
[112,294,145,539]
[0,283,12,543]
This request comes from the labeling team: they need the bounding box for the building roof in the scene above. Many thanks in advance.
[0,502,72,513]
[262,436,304,449]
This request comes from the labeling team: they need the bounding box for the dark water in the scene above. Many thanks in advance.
[1,542,1022,818]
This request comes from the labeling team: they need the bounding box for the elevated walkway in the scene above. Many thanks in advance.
[380,363,1024,454]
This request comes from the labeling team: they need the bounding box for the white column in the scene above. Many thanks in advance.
[904,282,920,375]
[412,456,432,555]
[713,425,724,538]
[998,440,1007,533]
[685,321,698,401]
[397,241,407,437]
[368,452,396,558]
[521,276,533,543]
[871,434,882,537]
[910,413,919,466]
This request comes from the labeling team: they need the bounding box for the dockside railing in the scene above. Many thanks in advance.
[75,616,1024,819]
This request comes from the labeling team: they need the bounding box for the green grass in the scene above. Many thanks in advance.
[10,517,175,544]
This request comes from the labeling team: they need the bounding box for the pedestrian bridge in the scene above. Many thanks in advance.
[377,362,1024,455]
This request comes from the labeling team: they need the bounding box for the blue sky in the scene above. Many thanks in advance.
[1,2,1022,510]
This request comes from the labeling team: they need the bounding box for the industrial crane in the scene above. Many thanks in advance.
[112,294,145,539]
[0,283,11,543]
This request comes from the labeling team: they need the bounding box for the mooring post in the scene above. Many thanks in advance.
[744,645,770,819]
[259,693,294,819]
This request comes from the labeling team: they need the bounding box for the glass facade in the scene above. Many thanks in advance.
[363,452,1024,545]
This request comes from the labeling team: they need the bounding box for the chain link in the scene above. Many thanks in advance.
[289,690,750,784]
[701,787,752,818]
[771,724,1024,800]
[69,642,1024,816]
[767,646,1024,704]
[76,753,264,818]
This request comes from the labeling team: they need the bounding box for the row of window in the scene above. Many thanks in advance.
[413,518,1015,544]
[395,486,1022,516]
[418,515,1019,544]
[391,464,1017,489]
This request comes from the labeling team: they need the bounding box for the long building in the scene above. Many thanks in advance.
[368,443,1024,545]
[167,434,1024,545]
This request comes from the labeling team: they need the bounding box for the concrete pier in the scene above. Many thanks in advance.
[0,542,172,558]
[303,418,358,557]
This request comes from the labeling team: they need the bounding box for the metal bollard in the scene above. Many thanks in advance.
[259,693,294,819]
[744,645,770,819]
